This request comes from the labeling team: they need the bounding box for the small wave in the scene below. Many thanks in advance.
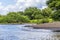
[20,26,52,32]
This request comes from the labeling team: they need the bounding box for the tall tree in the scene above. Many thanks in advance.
[7,12,29,23]
[51,10,60,21]
[42,8,52,18]
[24,7,42,19]
[47,0,60,10]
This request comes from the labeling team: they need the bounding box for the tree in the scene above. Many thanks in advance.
[32,9,43,19]
[51,10,60,21]
[47,0,60,10]
[41,8,52,18]
[6,12,30,23]
[17,11,24,15]
[24,7,42,19]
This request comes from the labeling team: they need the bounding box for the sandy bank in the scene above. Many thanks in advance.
[25,22,60,30]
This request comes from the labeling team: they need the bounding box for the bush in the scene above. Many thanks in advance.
[41,19,49,23]
[48,18,54,23]
[20,16,30,23]
[29,19,50,24]
[30,18,54,24]
[30,20,38,23]
[41,18,53,23]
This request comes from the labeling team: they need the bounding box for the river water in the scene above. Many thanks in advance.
[0,24,60,40]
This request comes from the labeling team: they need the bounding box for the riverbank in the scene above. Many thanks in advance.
[1,22,60,28]
[25,22,60,30]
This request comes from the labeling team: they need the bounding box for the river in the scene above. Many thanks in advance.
[0,24,60,40]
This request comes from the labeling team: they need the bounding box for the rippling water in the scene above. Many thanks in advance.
[0,24,60,40]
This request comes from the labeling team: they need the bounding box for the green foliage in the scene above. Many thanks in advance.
[39,18,53,23]
[0,0,60,24]
[46,0,60,22]
[1,0,60,24]
[16,15,30,23]
[51,10,60,21]
[34,14,44,19]
[48,19,53,23]
[41,8,52,18]
[0,12,30,24]
[0,7,55,24]
[47,0,60,10]
[30,18,53,24]
[30,19,42,24]
[24,7,42,19]
[30,20,38,23]
[40,18,49,23]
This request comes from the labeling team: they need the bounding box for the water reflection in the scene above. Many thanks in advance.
[0,25,60,40]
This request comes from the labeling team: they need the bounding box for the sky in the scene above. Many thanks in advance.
[0,0,47,15]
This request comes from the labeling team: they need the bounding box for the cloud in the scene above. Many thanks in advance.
[0,0,47,15]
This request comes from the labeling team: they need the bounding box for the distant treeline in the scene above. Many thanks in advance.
[0,0,60,24]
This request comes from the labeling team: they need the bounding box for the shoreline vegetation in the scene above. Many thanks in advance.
[0,0,60,28]
[0,7,54,24]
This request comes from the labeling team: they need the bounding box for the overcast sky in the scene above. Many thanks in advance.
[0,0,47,15]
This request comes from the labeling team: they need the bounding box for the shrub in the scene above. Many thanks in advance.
[30,20,38,23]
